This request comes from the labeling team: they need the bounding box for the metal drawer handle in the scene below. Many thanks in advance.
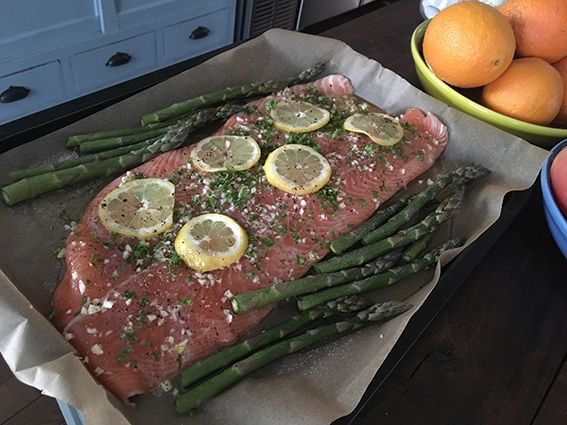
[189,26,210,40]
[0,86,30,103]
[105,52,132,67]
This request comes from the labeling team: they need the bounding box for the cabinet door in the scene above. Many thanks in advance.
[114,0,235,29]
[0,0,102,60]
[0,62,64,124]
[70,32,158,94]
[162,7,234,65]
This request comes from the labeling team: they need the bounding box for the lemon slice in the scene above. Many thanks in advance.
[98,178,176,238]
[174,213,248,272]
[263,144,331,195]
[343,113,404,146]
[190,135,261,172]
[270,101,331,133]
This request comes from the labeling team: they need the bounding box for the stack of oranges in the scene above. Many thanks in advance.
[422,0,567,127]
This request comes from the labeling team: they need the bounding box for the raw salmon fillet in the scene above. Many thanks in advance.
[52,75,448,401]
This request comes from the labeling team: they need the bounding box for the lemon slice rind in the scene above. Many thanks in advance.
[343,113,404,146]
[190,135,261,173]
[174,213,248,272]
[263,144,332,195]
[270,101,331,133]
[98,178,176,238]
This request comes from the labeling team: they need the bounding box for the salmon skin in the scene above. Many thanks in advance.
[52,75,448,401]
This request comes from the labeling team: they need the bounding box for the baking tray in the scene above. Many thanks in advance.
[0,33,539,425]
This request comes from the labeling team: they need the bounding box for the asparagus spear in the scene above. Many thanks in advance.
[329,198,408,255]
[230,250,401,315]
[2,105,241,206]
[11,103,240,180]
[401,230,437,263]
[314,187,465,274]
[181,295,371,388]
[297,239,460,311]
[142,62,325,125]
[176,300,411,414]
[65,121,173,148]
[9,139,154,181]
[78,128,169,154]
[3,136,170,206]
[362,165,489,245]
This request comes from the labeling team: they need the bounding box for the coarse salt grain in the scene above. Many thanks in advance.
[102,300,114,309]
[87,304,101,315]
[90,344,104,355]
[223,309,233,324]
[160,380,173,392]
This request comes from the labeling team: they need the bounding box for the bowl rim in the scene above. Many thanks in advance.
[410,20,567,138]
[541,139,567,234]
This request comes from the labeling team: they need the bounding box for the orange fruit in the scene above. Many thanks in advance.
[552,56,567,126]
[481,57,564,126]
[423,0,515,89]
[499,0,567,64]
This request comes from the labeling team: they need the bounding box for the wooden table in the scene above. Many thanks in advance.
[1,1,566,424]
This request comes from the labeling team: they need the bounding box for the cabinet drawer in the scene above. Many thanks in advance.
[0,61,64,124]
[70,32,157,94]
[163,7,234,65]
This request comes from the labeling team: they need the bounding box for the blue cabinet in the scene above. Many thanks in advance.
[0,0,236,124]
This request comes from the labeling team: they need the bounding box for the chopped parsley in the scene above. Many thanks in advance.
[205,192,219,209]
[287,132,321,152]
[290,229,301,243]
[302,86,334,109]
[204,170,263,210]
[363,143,376,154]
[402,121,417,134]
[265,99,276,112]
[115,346,133,363]
[254,116,274,142]
[260,144,279,164]
[261,237,274,247]
[131,241,153,262]
[331,127,345,140]
[315,186,339,211]
[227,128,250,136]
[243,104,258,115]
[121,331,138,344]
[179,298,193,307]
[123,290,137,300]
[168,252,182,271]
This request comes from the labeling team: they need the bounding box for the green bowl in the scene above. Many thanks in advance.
[410,20,567,149]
